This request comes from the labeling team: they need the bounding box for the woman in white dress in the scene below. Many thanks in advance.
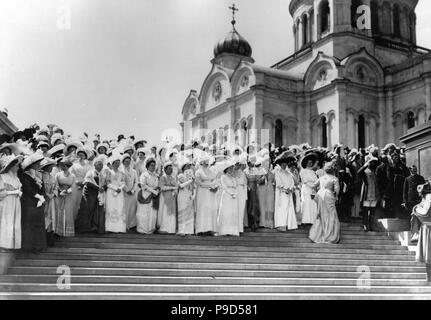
[55,157,76,238]
[70,148,92,220]
[136,156,159,234]
[157,161,178,234]
[122,154,138,231]
[300,153,319,226]
[177,161,195,236]
[105,154,126,233]
[134,148,147,178]
[309,161,341,244]
[274,153,298,232]
[217,161,239,236]
[234,154,248,233]
[0,155,23,250]
[195,153,218,236]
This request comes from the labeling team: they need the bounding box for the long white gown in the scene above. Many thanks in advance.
[195,167,218,234]
[157,174,177,234]
[217,174,239,236]
[0,173,22,249]
[105,169,126,233]
[136,171,159,234]
[122,165,138,230]
[274,168,298,230]
[300,168,318,225]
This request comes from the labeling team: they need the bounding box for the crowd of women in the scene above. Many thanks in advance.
[0,123,430,273]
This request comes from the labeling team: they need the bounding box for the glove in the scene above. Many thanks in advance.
[67,188,73,194]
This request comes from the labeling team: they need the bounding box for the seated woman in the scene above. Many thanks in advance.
[309,161,341,244]
[412,182,431,281]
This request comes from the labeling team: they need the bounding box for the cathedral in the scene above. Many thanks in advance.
[180,0,431,151]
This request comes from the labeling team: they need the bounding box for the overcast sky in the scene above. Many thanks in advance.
[1,0,431,146]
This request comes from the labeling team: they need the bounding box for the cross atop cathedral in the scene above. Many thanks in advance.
[229,3,239,28]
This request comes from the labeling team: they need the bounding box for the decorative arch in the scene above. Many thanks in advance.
[341,48,385,86]
[198,64,231,113]
[231,62,256,96]
[304,52,339,91]
[181,90,200,121]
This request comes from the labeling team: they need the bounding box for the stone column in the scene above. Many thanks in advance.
[425,77,431,121]
[254,91,264,148]
[337,82,348,146]
[386,90,394,143]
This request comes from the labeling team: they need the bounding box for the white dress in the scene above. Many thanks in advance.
[300,168,318,225]
[217,174,239,236]
[136,171,159,234]
[0,173,22,249]
[157,174,178,234]
[274,168,298,230]
[195,167,218,234]
[122,165,138,230]
[105,169,126,233]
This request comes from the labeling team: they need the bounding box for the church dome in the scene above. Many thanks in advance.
[214,25,252,58]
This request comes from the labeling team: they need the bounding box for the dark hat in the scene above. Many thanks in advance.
[301,153,318,169]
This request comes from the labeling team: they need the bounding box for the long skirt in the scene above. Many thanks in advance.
[71,184,82,221]
[21,200,47,252]
[0,195,21,249]
[217,191,239,236]
[247,183,261,229]
[301,185,318,225]
[177,189,194,235]
[75,189,105,234]
[237,186,247,233]
[257,184,269,228]
[351,194,361,218]
[124,192,138,230]
[309,189,340,244]
[274,190,297,230]
[157,191,177,234]
[105,190,126,233]
[195,187,217,234]
[136,202,158,234]
[44,197,56,233]
[55,193,75,237]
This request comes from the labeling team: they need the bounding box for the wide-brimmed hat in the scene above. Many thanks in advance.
[0,142,19,155]
[275,151,296,166]
[96,142,110,154]
[76,147,90,159]
[22,153,44,171]
[144,155,157,169]
[109,153,122,164]
[0,154,23,174]
[134,139,147,147]
[220,160,236,173]
[197,152,211,164]
[179,159,192,171]
[37,127,50,136]
[50,133,64,146]
[301,153,318,169]
[417,183,431,195]
[37,141,50,149]
[163,160,174,170]
[122,144,135,154]
[136,147,148,156]
[382,143,396,152]
[64,140,83,154]
[39,158,57,170]
[122,153,132,162]
[48,144,65,157]
[35,135,49,143]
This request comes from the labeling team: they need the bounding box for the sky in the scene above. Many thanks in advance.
[0,0,431,147]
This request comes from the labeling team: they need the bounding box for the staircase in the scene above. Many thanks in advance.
[1,223,430,300]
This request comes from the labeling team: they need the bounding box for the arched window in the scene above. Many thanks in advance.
[302,15,308,46]
[358,115,366,148]
[393,4,401,37]
[319,0,330,35]
[275,119,283,148]
[371,1,379,34]
[407,112,416,129]
[409,12,416,42]
[321,117,328,148]
[296,20,301,50]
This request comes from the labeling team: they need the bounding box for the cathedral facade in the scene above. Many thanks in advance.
[181,0,431,150]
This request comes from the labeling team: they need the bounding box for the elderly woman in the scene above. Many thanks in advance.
[0,154,23,250]
[217,160,239,236]
[136,156,160,234]
[195,153,218,236]
[300,153,319,226]
[122,153,138,231]
[105,154,126,233]
[55,156,76,237]
[19,153,47,253]
[177,160,195,236]
[309,161,341,244]
[157,162,178,234]
[75,157,106,234]
[274,154,298,232]
[412,182,431,281]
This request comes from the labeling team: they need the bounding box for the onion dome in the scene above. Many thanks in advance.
[214,5,252,58]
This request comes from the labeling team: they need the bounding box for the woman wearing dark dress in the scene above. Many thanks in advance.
[19,153,47,253]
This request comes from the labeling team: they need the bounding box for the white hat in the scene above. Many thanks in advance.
[48,144,65,157]
[76,147,90,159]
[37,141,50,149]
[64,139,84,154]
[163,160,174,169]
[179,159,192,171]
[22,153,44,171]
[0,154,23,174]
[50,133,64,146]
[122,144,135,154]
[39,158,57,170]
[36,135,49,142]
[220,160,236,173]
[136,147,148,156]
[0,142,19,155]
[109,152,122,164]
[144,155,157,169]
[197,152,211,164]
